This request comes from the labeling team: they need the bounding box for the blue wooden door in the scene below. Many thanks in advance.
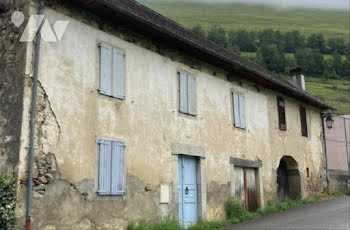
[178,156,198,227]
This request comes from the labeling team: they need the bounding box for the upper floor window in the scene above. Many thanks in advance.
[277,96,286,131]
[99,43,125,99]
[179,72,196,116]
[299,105,308,137]
[98,139,125,196]
[233,92,246,129]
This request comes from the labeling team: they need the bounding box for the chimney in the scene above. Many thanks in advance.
[290,67,305,91]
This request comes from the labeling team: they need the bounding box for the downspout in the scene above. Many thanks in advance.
[26,0,44,229]
[321,113,329,186]
[343,117,350,175]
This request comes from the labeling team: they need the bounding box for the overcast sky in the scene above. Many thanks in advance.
[151,0,349,10]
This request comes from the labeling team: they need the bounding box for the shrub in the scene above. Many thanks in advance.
[225,199,257,222]
[0,174,17,230]
[127,219,183,230]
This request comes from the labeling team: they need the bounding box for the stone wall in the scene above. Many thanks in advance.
[0,0,29,174]
[328,169,349,193]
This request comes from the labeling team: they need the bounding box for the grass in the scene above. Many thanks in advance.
[128,192,348,230]
[137,1,349,40]
[305,78,350,115]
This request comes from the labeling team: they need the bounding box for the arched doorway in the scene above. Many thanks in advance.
[277,156,301,200]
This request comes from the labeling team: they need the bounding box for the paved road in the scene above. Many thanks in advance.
[222,196,350,230]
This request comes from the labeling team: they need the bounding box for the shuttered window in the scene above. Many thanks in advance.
[98,140,125,196]
[277,97,286,131]
[233,92,246,129]
[99,43,125,99]
[179,72,196,115]
[299,105,308,137]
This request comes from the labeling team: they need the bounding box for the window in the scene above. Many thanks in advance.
[300,105,308,137]
[99,43,125,99]
[98,139,125,196]
[233,92,246,129]
[306,168,310,178]
[277,97,286,130]
[179,72,196,115]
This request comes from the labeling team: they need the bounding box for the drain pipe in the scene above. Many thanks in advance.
[321,113,329,186]
[26,0,44,229]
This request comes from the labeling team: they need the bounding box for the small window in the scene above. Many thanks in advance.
[306,168,310,178]
[299,105,308,137]
[233,92,246,129]
[277,97,286,131]
[99,43,125,99]
[98,139,125,196]
[179,72,196,116]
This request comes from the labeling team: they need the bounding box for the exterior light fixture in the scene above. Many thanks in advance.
[325,113,334,129]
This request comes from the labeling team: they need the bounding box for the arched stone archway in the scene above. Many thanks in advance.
[277,156,301,200]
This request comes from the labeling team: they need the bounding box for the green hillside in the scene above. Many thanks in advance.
[137,1,350,114]
[138,1,349,40]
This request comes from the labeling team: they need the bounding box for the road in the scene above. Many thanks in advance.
[222,196,350,230]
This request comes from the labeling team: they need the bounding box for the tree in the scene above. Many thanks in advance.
[257,44,287,73]
[295,48,325,76]
[327,38,346,55]
[258,29,284,48]
[191,25,206,37]
[228,30,257,52]
[307,33,326,53]
[283,30,305,53]
[207,25,228,47]
[330,51,343,75]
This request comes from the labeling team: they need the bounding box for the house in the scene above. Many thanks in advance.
[324,115,350,192]
[0,0,333,229]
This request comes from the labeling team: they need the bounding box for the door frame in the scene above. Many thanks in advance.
[171,143,206,223]
[230,157,264,209]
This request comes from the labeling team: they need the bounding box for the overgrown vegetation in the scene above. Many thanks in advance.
[128,192,348,230]
[0,174,17,230]
[191,26,350,80]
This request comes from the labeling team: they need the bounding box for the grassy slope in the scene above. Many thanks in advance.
[137,1,350,114]
[138,1,349,40]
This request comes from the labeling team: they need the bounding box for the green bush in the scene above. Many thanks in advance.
[225,199,257,222]
[0,174,17,230]
[127,219,183,230]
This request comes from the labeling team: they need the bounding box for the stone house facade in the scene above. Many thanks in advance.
[0,0,333,229]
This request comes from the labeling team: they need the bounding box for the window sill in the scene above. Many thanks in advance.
[98,90,125,101]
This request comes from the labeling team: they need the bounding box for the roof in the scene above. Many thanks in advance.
[69,0,333,110]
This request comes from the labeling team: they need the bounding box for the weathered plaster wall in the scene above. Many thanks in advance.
[0,0,28,174]
[16,3,327,229]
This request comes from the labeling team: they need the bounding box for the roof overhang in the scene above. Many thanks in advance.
[66,0,333,110]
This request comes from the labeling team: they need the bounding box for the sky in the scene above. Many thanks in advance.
[150,0,349,10]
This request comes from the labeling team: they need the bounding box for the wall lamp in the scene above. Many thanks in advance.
[323,113,334,129]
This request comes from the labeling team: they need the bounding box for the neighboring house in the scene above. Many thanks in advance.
[0,0,334,229]
[325,115,350,192]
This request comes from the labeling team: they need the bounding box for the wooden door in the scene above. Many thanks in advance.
[178,156,198,227]
[234,167,258,212]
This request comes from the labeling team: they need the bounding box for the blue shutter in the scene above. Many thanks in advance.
[112,48,125,99]
[98,140,112,195]
[233,92,241,127]
[111,141,125,195]
[179,72,188,113]
[239,94,246,129]
[100,43,112,95]
[187,75,196,115]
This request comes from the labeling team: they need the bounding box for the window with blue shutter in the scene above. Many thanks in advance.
[179,72,196,116]
[98,139,125,196]
[233,92,246,129]
[99,43,125,99]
